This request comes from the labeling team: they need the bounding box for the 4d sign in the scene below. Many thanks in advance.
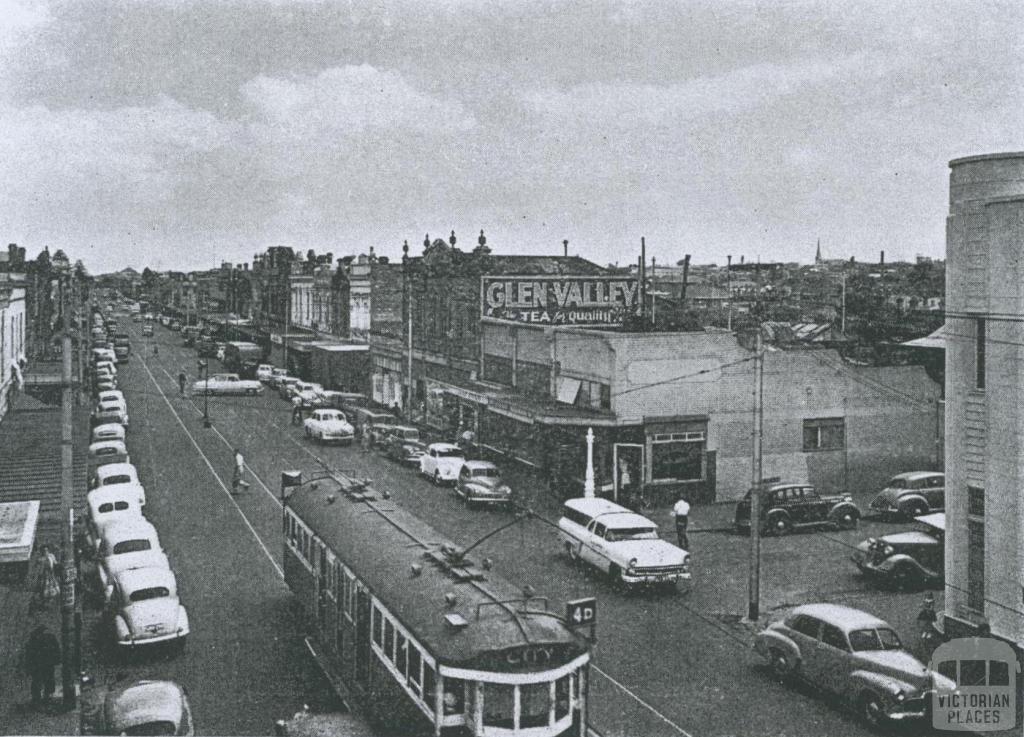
[483,276,639,326]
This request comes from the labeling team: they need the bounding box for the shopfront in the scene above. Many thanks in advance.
[372,355,404,410]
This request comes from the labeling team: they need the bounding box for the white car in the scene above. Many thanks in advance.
[88,440,131,468]
[255,364,275,383]
[558,497,691,587]
[80,679,194,737]
[419,443,466,486]
[86,485,144,553]
[191,373,263,396]
[91,463,146,507]
[92,348,116,363]
[96,389,125,405]
[95,399,129,425]
[91,423,126,444]
[303,409,355,445]
[266,368,289,388]
[107,566,190,650]
[96,518,169,590]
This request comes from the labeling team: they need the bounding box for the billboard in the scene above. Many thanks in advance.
[482,276,639,326]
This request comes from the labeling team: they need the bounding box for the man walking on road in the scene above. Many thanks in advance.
[291,394,303,425]
[232,448,248,493]
[671,496,691,550]
[23,624,61,708]
[178,370,186,396]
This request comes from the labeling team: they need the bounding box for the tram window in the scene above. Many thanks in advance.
[961,660,986,687]
[408,647,422,693]
[483,683,515,728]
[371,606,383,647]
[989,660,1010,686]
[442,678,465,715]
[423,663,435,705]
[346,573,356,617]
[384,620,395,661]
[396,632,408,674]
[555,675,571,720]
[520,682,551,728]
[938,660,957,681]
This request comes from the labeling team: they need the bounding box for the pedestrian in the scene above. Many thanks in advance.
[916,592,939,659]
[671,496,691,550]
[178,370,186,396]
[33,545,60,612]
[291,394,303,425]
[232,448,247,493]
[22,623,61,708]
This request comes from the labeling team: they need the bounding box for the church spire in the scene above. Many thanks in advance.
[815,238,822,264]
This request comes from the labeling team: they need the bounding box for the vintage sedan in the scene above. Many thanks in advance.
[265,367,289,388]
[91,463,146,507]
[86,486,144,554]
[92,423,126,444]
[454,461,514,508]
[558,497,691,587]
[303,409,355,445]
[80,679,194,736]
[419,443,466,485]
[88,440,131,469]
[851,513,944,589]
[95,399,129,426]
[869,472,945,519]
[754,603,953,728]
[141,323,154,337]
[735,482,861,535]
[255,364,275,383]
[293,381,327,407]
[96,389,125,405]
[382,426,426,465]
[191,373,263,396]
[106,566,190,651]
[96,518,169,591]
[277,376,301,399]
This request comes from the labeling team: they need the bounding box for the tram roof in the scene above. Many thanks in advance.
[287,483,587,669]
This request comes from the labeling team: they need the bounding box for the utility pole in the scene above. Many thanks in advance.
[283,281,290,374]
[840,274,847,335]
[727,255,733,331]
[639,237,647,324]
[747,330,764,623]
[680,254,691,311]
[59,274,77,708]
[403,241,414,417]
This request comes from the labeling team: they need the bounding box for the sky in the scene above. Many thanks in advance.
[0,0,1021,274]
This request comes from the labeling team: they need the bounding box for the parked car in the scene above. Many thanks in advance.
[753,603,953,728]
[191,373,263,396]
[90,463,146,507]
[381,426,426,465]
[91,423,126,444]
[454,461,514,508]
[92,406,128,429]
[558,497,691,587]
[350,407,397,439]
[734,482,861,535]
[95,399,129,426]
[106,566,190,651]
[277,376,301,399]
[366,422,400,448]
[851,513,944,589]
[93,377,118,395]
[293,381,326,408]
[255,364,275,383]
[85,486,144,554]
[265,368,289,388]
[303,409,355,445]
[141,323,154,337]
[320,391,367,411]
[80,679,194,736]
[88,440,131,469]
[419,443,466,485]
[95,518,169,591]
[869,472,945,519]
[96,389,125,405]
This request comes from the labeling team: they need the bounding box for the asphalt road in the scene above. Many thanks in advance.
[103,320,947,737]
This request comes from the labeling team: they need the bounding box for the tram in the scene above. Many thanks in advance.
[283,478,591,737]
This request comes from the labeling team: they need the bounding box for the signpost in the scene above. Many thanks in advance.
[566,597,597,642]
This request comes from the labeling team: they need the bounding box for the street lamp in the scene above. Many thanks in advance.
[197,359,212,428]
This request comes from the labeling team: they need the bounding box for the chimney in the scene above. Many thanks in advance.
[473,230,491,256]
[449,230,457,248]
[325,252,333,265]
[880,250,885,266]
[563,239,568,257]
[740,255,745,265]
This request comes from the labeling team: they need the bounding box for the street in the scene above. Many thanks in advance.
[94,321,947,737]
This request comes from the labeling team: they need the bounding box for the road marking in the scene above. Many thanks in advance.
[141,356,284,579]
[588,666,695,737]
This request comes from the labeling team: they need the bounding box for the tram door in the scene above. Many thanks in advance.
[355,589,371,684]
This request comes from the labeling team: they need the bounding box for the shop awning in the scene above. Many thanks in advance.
[555,377,582,405]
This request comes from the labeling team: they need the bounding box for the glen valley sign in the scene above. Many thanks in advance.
[482,276,639,326]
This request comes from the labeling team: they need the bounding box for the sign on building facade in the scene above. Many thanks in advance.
[481,276,639,326]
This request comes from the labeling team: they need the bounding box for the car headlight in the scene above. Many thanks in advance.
[883,545,894,555]
[498,485,511,495]
[894,689,905,703]
[627,558,638,571]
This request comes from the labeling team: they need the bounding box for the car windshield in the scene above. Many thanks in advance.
[112,539,151,554]
[321,412,342,421]
[399,429,419,440]
[605,527,659,541]
[97,502,130,514]
[119,720,178,736]
[129,586,170,602]
[437,449,464,458]
[888,479,908,489]
[848,627,903,652]
[473,467,500,477]
[103,475,133,485]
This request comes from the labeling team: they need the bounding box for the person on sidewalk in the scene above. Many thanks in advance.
[178,370,186,396]
[671,496,691,550]
[33,546,60,613]
[232,448,248,493]
[291,395,303,426]
[22,624,61,708]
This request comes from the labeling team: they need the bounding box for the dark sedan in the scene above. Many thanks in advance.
[851,512,944,589]
[381,426,426,465]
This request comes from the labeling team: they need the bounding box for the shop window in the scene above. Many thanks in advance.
[483,683,515,728]
[651,432,705,482]
[802,418,844,451]
[520,682,551,728]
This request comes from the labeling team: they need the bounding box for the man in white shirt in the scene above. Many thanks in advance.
[232,448,248,493]
[671,497,690,549]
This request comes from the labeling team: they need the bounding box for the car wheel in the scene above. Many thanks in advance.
[859,692,886,730]
[905,501,928,518]
[769,648,795,679]
[890,564,921,591]
[767,514,791,536]
[835,509,859,530]
[433,471,441,486]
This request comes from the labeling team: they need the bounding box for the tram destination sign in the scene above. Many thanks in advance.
[482,276,639,326]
